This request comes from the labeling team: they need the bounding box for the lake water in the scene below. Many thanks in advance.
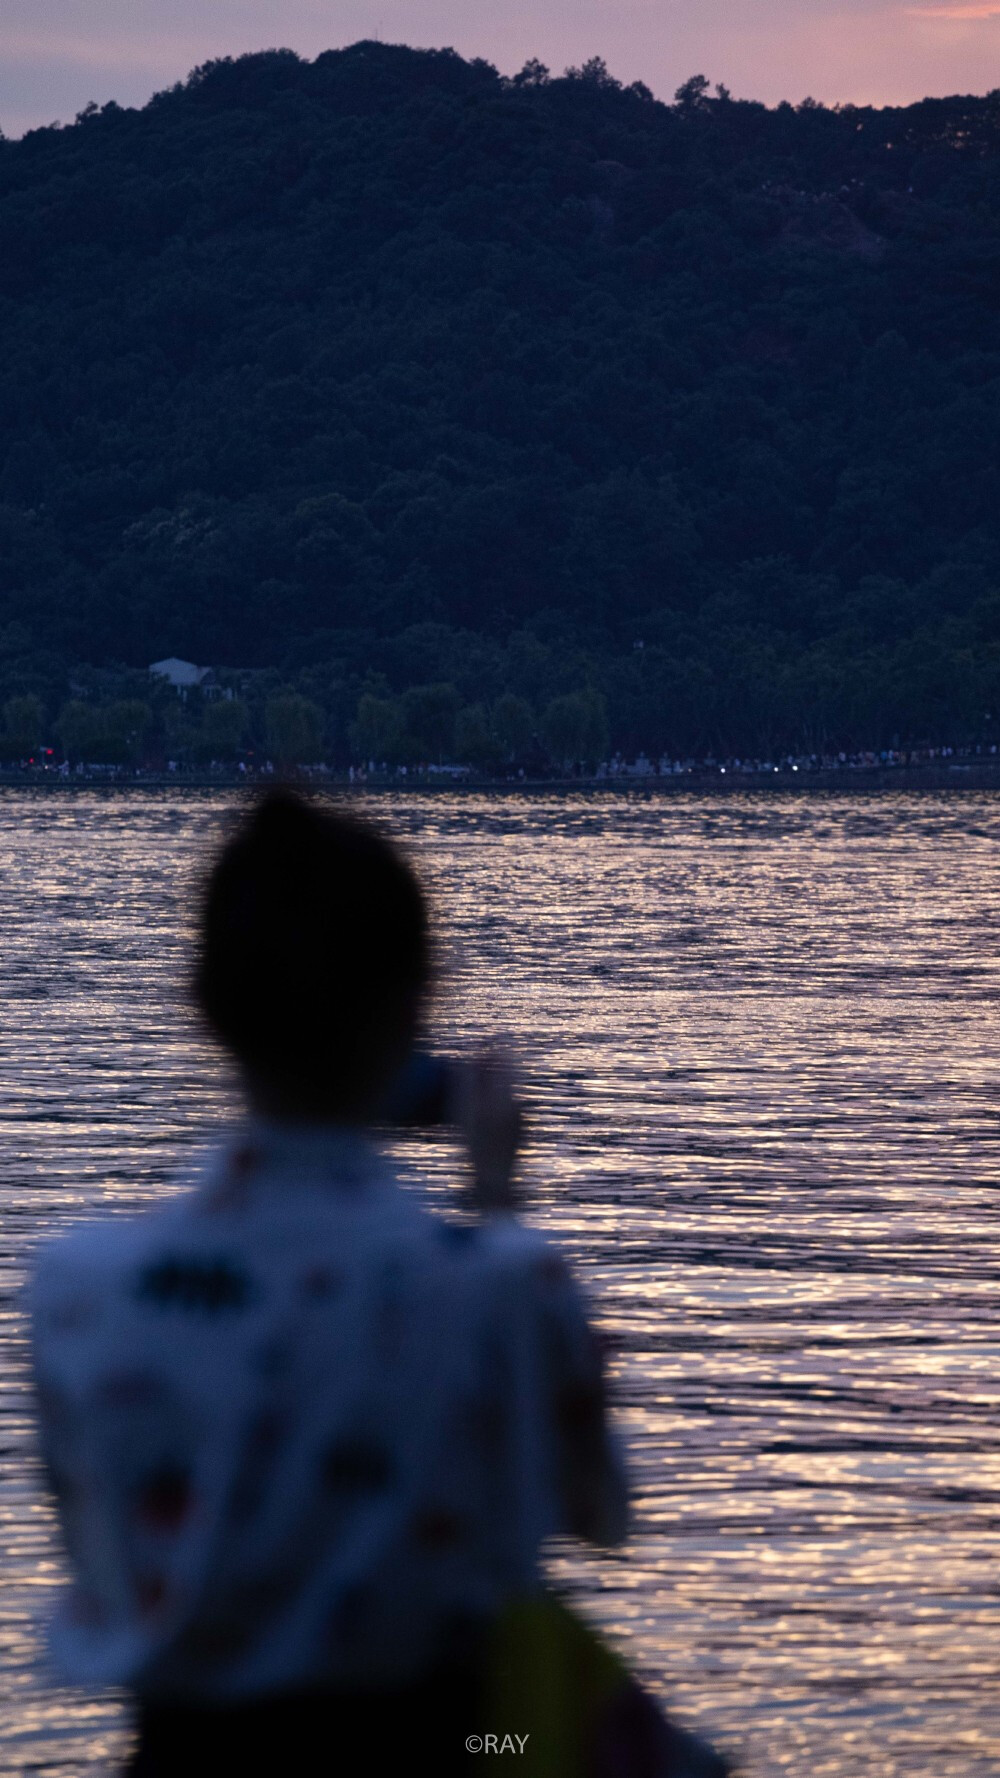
[2,788,1000,1776]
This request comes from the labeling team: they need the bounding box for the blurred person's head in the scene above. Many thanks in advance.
[195,791,430,1121]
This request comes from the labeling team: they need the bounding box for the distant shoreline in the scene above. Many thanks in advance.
[2,765,1000,794]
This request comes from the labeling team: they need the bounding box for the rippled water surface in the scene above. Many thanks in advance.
[2,788,1000,1776]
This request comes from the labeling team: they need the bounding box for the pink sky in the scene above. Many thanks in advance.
[1,1,998,136]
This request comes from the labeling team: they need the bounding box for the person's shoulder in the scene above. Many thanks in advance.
[370,1204,548,1278]
[476,1216,566,1266]
[26,1190,199,1316]
[461,1216,581,1299]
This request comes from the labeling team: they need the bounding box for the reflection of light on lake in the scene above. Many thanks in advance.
[3,787,1000,1774]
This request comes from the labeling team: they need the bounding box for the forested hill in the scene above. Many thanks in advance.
[1,43,1000,765]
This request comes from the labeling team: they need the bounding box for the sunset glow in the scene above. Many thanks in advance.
[906,4,1000,18]
[2,1,1000,137]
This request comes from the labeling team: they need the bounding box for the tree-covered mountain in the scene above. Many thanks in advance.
[0,43,999,765]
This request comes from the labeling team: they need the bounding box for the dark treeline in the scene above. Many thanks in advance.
[1,43,999,764]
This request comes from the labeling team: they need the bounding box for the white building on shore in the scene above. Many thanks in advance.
[148,658,227,699]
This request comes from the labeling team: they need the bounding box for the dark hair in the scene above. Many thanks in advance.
[195,792,429,1108]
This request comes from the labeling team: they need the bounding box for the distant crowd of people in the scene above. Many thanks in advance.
[599,742,1000,778]
[4,740,999,786]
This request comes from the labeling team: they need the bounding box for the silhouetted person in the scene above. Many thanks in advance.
[28,792,627,1775]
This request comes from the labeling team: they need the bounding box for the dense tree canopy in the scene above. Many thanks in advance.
[0,43,998,762]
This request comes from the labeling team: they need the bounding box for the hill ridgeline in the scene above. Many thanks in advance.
[0,44,999,768]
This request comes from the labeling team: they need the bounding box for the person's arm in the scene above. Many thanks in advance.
[536,1257,629,1547]
[25,1252,100,1595]
[457,1048,526,1214]
[457,1051,628,1545]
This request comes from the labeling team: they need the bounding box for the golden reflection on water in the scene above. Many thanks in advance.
[2,789,1000,1775]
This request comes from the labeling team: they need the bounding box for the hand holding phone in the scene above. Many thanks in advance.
[456,1048,525,1213]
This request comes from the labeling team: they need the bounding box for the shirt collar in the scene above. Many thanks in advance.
[225,1117,388,1191]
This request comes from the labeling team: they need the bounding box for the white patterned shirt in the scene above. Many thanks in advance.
[27,1123,627,1699]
